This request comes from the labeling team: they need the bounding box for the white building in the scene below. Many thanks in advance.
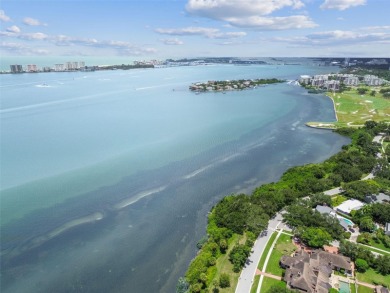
[299,75,311,85]
[364,75,384,86]
[335,199,365,215]
[27,64,38,72]
[55,64,65,71]
[311,75,328,87]
[344,76,359,86]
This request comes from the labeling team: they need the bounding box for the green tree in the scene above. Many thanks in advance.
[219,239,227,253]
[301,227,332,248]
[376,255,390,275]
[190,283,202,293]
[357,88,368,95]
[359,217,375,232]
[355,258,369,272]
[176,277,189,293]
[219,274,230,288]
[229,244,251,272]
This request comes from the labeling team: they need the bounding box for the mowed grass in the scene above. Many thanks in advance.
[307,88,390,128]
[251,275,260,293]
[356,269,390,287]
[331,89,390,126]
[357,284,374,293]
[265,233,296,276]
[260,277,286,293]
[258,232,278,270]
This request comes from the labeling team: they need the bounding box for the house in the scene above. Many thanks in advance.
[365,193,390,204]
[281,250,352,293]
[315,205,335,216]
[315,205,353,231]
[335,199,364,216]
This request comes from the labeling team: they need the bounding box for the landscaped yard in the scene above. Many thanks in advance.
[260,277,286,293]
[265,233,296,276]
[357,269,390,287]
[357,284,374,293]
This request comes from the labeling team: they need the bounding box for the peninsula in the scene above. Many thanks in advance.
[189,78,283,93]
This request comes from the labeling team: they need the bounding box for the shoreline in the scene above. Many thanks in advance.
[305,92,338,130]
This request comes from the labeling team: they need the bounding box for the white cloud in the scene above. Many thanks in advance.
[224,15,317,30]
[155,26,247,39]
[0,41,50,55]
[20,32,48,40]
[273,29,390,46]
[186,0,304,17]
[160,38,184,45]
[320,0,366,10]
[185,0,315,30]
[155,27,219,36]
[0,28,156,56]
[361,26,390,31]
[23,17,47,26]
[6,25,21,33]
[0,10,11,22]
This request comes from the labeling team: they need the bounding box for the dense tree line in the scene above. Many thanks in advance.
[339,241,390,278]
[181,121,389,293]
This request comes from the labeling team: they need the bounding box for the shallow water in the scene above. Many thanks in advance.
[0,63,349,292]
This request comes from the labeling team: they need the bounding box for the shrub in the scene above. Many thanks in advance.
[219,274,230,288]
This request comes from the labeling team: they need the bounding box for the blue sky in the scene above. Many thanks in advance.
[1,0,389,58]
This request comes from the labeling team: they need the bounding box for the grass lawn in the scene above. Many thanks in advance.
[258,232,278,270]
[350,282,357,293]
[367,240,390,253]
[357,244,390,256]
[250,275,260,293]
[357,269,390,287]
[306,89,390,128]
[265,233,296,276]
[332,195,348,207]
[357,284,374,293]
[212,234,245,293]
[260,277,286,293]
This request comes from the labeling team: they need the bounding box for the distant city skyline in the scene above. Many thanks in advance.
[1,0,390,58]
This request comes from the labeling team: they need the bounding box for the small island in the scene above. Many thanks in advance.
[189,78,284,93]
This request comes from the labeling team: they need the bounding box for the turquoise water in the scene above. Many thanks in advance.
[338,216,354,226]
[339,281,351,293]
[0,62,349,292]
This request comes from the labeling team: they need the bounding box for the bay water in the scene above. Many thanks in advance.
[0,63,349,292]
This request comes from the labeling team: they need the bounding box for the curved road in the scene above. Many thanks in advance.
[235,213,287,293]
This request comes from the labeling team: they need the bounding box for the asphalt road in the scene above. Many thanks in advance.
[235,213,286,293]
